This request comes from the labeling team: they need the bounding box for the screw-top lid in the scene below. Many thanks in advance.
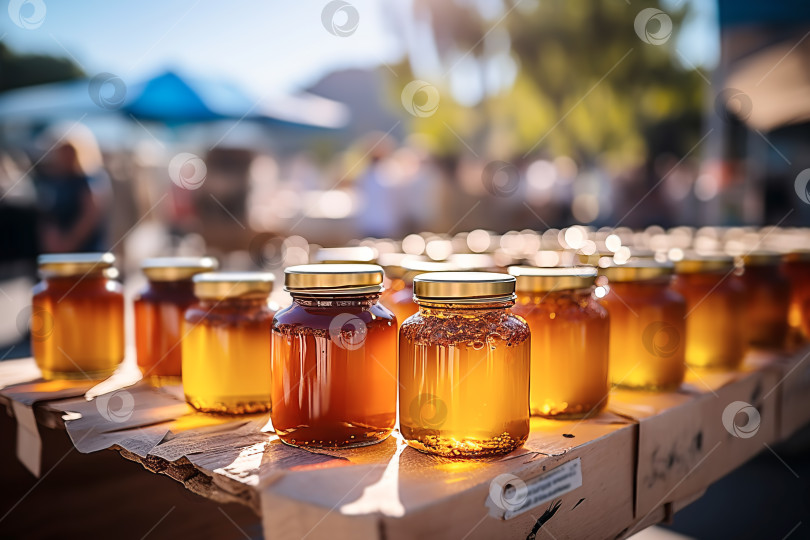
[313,246,377,264]
[284,264,384,295]
[601,259,674,282]
[141,256,218,281]
[38,252,116,277]
[738,250,782,266]
[192,272,274,300]
[508,266,597,292]
[413,272,515,303]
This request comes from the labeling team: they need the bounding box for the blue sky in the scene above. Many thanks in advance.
[2,0,718,100]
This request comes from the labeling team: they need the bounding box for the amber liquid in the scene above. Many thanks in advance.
[782,260,810,344]
[134,280,196,385]
[736,266,790,350]
[385,284,419,328]
[399,303,530,457]
[271,295,397,448]
[513,290,609,419]
[672,272,745,369]
[599,279,686,391]
[31,274,124,380]
[183,298,274,414]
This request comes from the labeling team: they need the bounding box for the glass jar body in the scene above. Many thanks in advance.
[672,271,745,369]
[736,266,790,349]
[134,279,196,384]
[512,289,609,419]
[399,301,530,457]
[599,278,686,390]
[31,274,124,380]
[183,298,274,414]
[271,294,397,448]
[782,259,810,343]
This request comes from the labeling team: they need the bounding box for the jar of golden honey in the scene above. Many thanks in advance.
[272,264,397,448]
[736,251,790,350]
[182,272,275,414]
[672,254,744,369]
[509,266,610,419]
[599,261,686,391]
[781,251,810,344]
[31,253,124,380]
[399,272,530,457]
[134,257,218,385]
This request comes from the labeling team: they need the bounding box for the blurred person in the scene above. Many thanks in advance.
[355,133,401,239]
[32,123,111,253]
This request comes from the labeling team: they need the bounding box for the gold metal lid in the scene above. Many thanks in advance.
[601,259,674,282]
[413,272,516,303]
[673,253,734,274]
[783,250,810,263]
[738,250,782,266]
[508,266,597,292]
[313,246,377,264]
[38,252,116,277]
[192,272,274,300]
[284,264,384,295]
[141,256,218,281]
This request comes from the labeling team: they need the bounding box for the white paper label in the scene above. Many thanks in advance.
[12,401,42,477]
[488,458,583,519]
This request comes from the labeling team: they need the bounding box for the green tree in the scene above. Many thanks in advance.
[0,43,84,93]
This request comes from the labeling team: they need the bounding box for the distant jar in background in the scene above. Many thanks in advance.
[134,257,218,385]
[31,253,124,380]
[672,254,745,369]
[736,252,790,350]
[509,266,610,419]
[384,259,460,327]
[182,272,275,414]
[272,264,397,449]
[399,272,530,457]
[781,251,810,344]
[599,260,686,391]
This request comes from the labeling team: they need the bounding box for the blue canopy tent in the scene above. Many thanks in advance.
[0,70,349,129]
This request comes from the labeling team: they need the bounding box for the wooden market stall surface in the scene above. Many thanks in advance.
[1,347,810,540]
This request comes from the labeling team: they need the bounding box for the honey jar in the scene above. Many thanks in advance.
[399,272,530,457]
[31,253,124,380]
[509,266,610,419]
[599,261,686,391]
[182,272,275,414]
[781,251,810,343]
[672,254,745,369]
[134,257,218,385]
[736,251,790,350]
[272,264,397,448]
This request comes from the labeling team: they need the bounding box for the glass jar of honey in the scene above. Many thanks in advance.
[399,272,530,457]
[272,264,397,449]
[672,254,745,369]
[599,261,686,391]
[31,253,124,380]
[781,251,810,344]
[183,272,275,414]
[509,266,610,419]
[736,251,790,350]
[134,257,218,385]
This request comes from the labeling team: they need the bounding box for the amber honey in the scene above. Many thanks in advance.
[509,266,610,419]
[736,252,790,350]
[782,251,810,343]
[399,272,530,457]
[272,264,397,449]
[31,253,124,380]
[182,272,275,414]
[599,261,686,391]
[672,255,745,369]
[134,257,217,385]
